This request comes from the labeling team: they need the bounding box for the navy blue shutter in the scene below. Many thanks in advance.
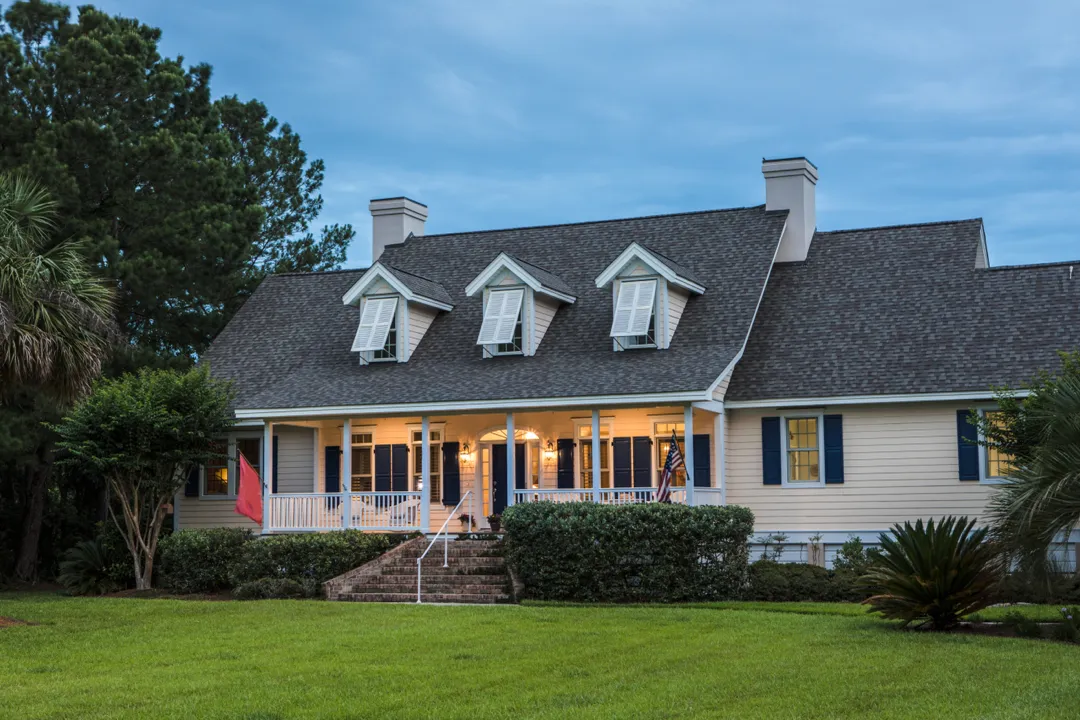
[515,443,527,490]
[272,436,279,493]
[693,434,711,487]
[632,437,652,487]
[556,439,575,489]
[325,446,341,493]
[374,445,391,491]
[762,417,782,485]
[441,442,460,506]
[823,415,844,484]
[612,438,632,487]
[492,444,508,513]
[391,444,409,491]
[184,465,199,497]
[957,410,980,481]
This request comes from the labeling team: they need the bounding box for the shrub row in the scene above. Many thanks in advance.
[745,560,868,602]
[158,529,409,597]
[502,502,755,602]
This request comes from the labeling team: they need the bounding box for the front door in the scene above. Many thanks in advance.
[490,443,526,515]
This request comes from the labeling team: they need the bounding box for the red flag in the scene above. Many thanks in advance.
[235,452,263,525]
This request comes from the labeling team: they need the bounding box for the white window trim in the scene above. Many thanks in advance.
[976,407,1010,485]
[406,422,447,494]
[779,414,826,488]
[200,431,263,500]
[652,418,686,488]
[573,417,614,489]
[481,285,529,357]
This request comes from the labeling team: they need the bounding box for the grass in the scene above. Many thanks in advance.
[2,595,1079,719]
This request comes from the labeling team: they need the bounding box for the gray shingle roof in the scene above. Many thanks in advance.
[383,265,454,307]
[640,244,704,287]
[206,206,787,410]
[505,255,575,298]
[726,220,1080,401]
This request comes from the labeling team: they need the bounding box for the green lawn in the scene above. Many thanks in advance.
[2,595,1078,719]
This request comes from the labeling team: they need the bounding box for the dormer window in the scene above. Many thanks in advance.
[595,243,705,352]
[341,262,453,365]
[465,254,575,358]
[351,296,399,362]
[610,279,657,350]
[477,288,525,356]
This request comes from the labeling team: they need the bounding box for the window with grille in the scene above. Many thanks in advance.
[411,429,442,500]
[785,417,820,483]
[653,422,686,487]
[204,440,229,495]
[351,432,374,491]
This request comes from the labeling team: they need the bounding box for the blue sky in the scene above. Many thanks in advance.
[96,1,1080,268]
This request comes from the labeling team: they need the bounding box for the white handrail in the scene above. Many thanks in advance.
[416,490,473,604]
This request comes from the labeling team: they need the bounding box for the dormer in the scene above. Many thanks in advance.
[464,253,575,358]
[341,262,453,364]
[594,243,705,351]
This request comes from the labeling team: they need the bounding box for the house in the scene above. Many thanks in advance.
[176,157,1080,566]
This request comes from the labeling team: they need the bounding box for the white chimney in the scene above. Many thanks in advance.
[369,197,427,262]
[762,157,817,263]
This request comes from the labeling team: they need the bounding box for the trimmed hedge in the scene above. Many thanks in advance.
[228,531,407,588]
[745,560,867,602]
[159,528,255,594]
[502,502,754,602]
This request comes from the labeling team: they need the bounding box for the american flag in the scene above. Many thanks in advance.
[655,430,684,503]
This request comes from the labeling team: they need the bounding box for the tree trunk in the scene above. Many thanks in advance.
[14,444,52,581]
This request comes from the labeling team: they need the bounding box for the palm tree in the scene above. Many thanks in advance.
[0,173,116,580]
[985,353,1080,574]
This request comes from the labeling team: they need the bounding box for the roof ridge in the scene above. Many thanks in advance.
[383,263,443,282]
[816,218,983,236]
[986,259,1080,272]
[409,204,770,242]
[272,267,368,278]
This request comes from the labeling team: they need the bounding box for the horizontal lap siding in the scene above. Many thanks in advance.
[532,296,559,351]
[175,498,260,530]
[666,287,689,346]
[276,426,316,494]
[726,403,995,531]
[408,305,438,358]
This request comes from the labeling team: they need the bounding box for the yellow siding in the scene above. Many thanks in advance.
[711,374,731,402]
[726,403,996,531]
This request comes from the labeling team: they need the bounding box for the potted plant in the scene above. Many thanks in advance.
[458,513,473,531]
[487,514,502,533]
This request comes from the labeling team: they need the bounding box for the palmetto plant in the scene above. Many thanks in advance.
[57,538,119,596]
[985,355,1080,572]
[862,517,1001,630]
[0,173,115,403]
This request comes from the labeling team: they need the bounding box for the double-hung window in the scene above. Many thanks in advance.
[204,436,261,496]
[411,429,442,500]
[204,440,229,495]
[610,279,657,349]
[352,296,399,361]
[351,431,374,492]
[784,417,821,484]
[577,423,611,488]
[477,288,525,355]
[981,410,1015,482]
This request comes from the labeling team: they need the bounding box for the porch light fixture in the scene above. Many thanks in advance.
[460,443,472,463]
[544,441,555,460]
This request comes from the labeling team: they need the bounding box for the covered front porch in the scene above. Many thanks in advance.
[248,404,726,534]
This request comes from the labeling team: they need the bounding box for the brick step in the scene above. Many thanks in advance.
[348,579,507,593]
[350,574,508,588]
[396,549,504,560]
[380,565,505,577]
[335,591,511,604]
[381,557,506,570]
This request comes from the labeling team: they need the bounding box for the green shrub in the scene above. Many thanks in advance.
[229,531,408,588]
[57,538,119,595]
[159,528,255,594]
[862,517,1001,630]
[1001,610,1045,639]
[832,537,879,576]
[501,502,754,602]
[745,560,866,602]
[1054,607,1080,643]
[233,577,309,600]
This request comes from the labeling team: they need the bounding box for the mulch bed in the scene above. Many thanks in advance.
[103,588,235,601]
[0,616,35,628]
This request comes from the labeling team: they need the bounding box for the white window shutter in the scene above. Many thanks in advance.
[477,289,523,345]
[352,297,398,352]
[610,280,655,337]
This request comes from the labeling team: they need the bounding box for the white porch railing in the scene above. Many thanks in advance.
[267,491,422,532]
[513,488,690,505]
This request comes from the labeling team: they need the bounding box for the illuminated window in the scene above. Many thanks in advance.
[785,417,820,483]
[411,429,443,500]
[204,440,229,495]
[653,422,686,487]
[984,411,1015,479]
[351,432,374,492]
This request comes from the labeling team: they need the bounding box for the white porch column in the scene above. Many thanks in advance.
[683,404,695,506]
[420,415,431,533]
[715,406,727,505]
[341,419,352,529]
[262,421,273,533]
[505,413,515,508]
[591,409,601,503]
